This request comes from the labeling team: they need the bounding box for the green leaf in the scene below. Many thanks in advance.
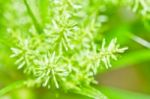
[100,86,150,99]
[112,49,150,69]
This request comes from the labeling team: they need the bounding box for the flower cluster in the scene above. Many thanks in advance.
[10,0,128,98]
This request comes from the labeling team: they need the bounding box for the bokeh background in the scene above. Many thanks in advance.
[0,0,150,99]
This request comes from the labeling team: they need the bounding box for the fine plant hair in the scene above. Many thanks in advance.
[7,0,150,98]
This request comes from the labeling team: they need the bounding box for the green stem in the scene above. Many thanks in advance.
[0,80,25,96]
[23,0,42,34]
[72,86,107,99]
[126,32,150,48]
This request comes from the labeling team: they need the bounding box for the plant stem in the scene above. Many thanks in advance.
[72,86,107,99]
[23,0,43,34]
[0,80,25,96]
[126,32,150,48]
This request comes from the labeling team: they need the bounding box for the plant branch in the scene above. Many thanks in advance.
[23,0,42,34]
[0,80,26,96]
[71,86,107,99]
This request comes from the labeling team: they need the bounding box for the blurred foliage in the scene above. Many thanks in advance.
[0,0,150,99]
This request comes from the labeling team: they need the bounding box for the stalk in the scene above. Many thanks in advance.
[0,80,25,96]
[23,0,42,34]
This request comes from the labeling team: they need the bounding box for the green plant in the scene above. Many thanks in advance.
[1,0,150,99]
